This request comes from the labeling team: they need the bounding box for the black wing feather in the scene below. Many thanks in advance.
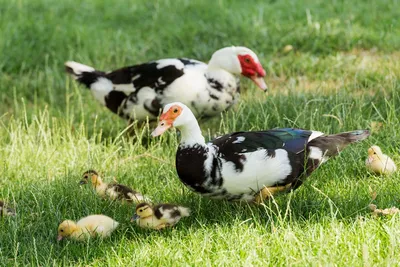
[105,58,204,93]
[211,128,313,154]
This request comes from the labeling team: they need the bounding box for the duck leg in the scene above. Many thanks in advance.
[254,184,292,204]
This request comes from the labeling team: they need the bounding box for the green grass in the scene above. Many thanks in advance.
[1,0,400,265]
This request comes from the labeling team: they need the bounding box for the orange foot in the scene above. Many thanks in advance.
[254,184,292,204]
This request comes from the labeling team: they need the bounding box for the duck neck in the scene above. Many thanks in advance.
[205,67,236,82]
[207,47,241,76]
[178,120,206,147]
[69,224,81,238]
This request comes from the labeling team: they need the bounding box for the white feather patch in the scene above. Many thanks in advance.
[156,59,184,70]
[232,136,245,144]
[220,149,292,195]
[121,87,157,120]
[65,61,95,76]
[203,146,216,173]
[132,74,141,81]
[90,77,114,105]
[308,131,324,141]
[114,83,136,94]
[308,146,323,160]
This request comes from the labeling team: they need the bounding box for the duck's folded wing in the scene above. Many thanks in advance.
[211,128,316,155]
[105,58,206,94]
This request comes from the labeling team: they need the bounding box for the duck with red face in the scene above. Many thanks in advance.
[237,53,267,90]
[65,46,267,124]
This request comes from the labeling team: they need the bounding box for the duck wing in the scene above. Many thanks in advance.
[106,58,206,93]
[210,128,316,155]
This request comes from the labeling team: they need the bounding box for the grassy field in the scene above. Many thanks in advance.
[1,0,400,265]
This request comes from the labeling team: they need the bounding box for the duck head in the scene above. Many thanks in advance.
[151,102,195,137]
[209,46,267,90]
[367,145,383,163]
[131,203,153,222]
[57,220,77,241]
[79,170,102,187]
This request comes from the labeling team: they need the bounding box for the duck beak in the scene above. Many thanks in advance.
[151,120,172,137]
[130,214,140,222]
[250,75,268,91]
[57,235,63,241]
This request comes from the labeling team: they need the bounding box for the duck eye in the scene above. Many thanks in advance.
[245,58,251,63]
[173,108,178,113]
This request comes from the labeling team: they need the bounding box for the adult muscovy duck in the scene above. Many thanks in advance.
[64,46,267,124]
[152,102,370,203]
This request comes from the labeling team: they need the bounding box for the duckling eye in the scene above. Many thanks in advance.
[160,122,165,126]
[173,108,178,113]
[60,229,64,232]
[139,209,143,212]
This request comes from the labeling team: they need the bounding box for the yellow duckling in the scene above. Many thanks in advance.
[0,200,16,217]
[80,170,147,203]
[366,145,397,175]
[57,214,119,241]
[131,203,190,230]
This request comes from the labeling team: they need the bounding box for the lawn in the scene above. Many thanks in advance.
[1,0,400,265]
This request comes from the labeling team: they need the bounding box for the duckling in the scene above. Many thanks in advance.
[0,200,16,217]
[366,145,397,175]
[131,203,190,230]
[57,214,119,241]
[79,170,147,203]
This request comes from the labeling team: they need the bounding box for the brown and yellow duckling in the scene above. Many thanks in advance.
[57,214,119,241]
[0,200,16,217]
[80,170,147,203]
[131,202,190,230]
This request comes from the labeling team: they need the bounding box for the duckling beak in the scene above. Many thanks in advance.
[367,156,374,164]
[130,214,140,222]
[79,180,86,185]
[57,235,63,241]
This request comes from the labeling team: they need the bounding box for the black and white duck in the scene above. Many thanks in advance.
[65,46,267,124]
[151,102,370,203]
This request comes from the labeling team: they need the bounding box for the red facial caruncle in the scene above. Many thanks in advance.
[238,54,267,90]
